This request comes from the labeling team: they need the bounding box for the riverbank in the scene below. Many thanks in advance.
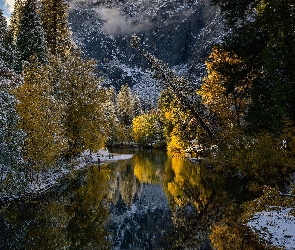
[244,182,295,249]
[77,149,133,168]
[0,149,133,205]
[247,206,295,249]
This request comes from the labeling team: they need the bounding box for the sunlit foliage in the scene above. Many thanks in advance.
[132,111,165,148]
[199,47,250,131]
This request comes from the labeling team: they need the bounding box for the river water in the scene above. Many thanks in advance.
[0,149,259,249]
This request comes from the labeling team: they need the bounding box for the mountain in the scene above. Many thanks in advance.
[68,0,223,108]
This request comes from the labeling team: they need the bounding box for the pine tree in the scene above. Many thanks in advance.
[116,84,136,127]
[0,9,14,68]
[132,93,142,118]
[8,0,24,42]
[104,86,122,147]
[15,0,48,72]
[0,9,7,41]
[40,0,73,57]
[0,88,26,195]
[0,9,8,64]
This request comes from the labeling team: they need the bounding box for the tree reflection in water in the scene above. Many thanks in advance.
[0,167,111,249]
[0,149,270,249]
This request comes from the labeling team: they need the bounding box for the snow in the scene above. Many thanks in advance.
[0,149,133,203]
[247,207,295,249]
[78,149,133,169]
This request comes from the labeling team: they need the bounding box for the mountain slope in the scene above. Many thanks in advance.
[68,0,223,107]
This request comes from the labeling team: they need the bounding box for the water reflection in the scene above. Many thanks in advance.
[0,168,110,249]
[0,149,259,249]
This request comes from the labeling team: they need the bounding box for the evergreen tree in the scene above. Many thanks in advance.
[0,57,26,194]
[103,86,119,144]
[0,88,26,195]
[15,0,47,72]
[8,0,23,42]
[0,9,7,42]
[0,9,14,68]
[256,0,295,127]
[40,0,73,57]
[0,9,8,64]
[132,93,142,118]
[210,0,295,133]
[116,84,136,127]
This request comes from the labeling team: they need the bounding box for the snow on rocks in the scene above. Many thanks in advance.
[247,207,295,249]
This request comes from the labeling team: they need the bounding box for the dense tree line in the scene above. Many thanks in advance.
[0,0,294,196]
[0,0,125,195]
[130,0,295,188]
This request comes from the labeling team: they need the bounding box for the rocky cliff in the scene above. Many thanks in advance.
[68,0,223,107]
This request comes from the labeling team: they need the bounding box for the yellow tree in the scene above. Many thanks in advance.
[157,90,202,152]
[132,112,164,148]
[198,47,251,132]
[49,52,111,159]
[13,58,67,169]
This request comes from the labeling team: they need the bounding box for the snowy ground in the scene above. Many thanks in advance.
[247,206,295,249]
[1,149,133,203]
[75,149,133,170]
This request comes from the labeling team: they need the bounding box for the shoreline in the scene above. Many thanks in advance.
[0,149,133,206]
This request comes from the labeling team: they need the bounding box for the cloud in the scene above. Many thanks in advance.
[4,0,15,14]
[69,1,196,36]
[98,7,153,36]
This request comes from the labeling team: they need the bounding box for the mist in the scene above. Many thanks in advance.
[97,7,153,36]
[69,0,197,36]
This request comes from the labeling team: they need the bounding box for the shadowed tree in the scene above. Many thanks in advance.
[15,0,47,72]
[40,0,73,58]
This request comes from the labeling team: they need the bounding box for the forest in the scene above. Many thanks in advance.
[0,0,295,202]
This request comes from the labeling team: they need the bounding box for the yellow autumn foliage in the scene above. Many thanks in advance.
[49,53,111,158]
[198,47,250,131]
[13,59,67,168]
[167,155,212,212]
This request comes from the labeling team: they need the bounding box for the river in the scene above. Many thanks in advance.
[0,149,263,249]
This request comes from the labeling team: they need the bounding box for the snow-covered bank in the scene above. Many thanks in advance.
[0,149,133,204]
[247,206,295,249]
[75,149,133,170]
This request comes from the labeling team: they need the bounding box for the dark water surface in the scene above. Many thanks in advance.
[0,149,251,249]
